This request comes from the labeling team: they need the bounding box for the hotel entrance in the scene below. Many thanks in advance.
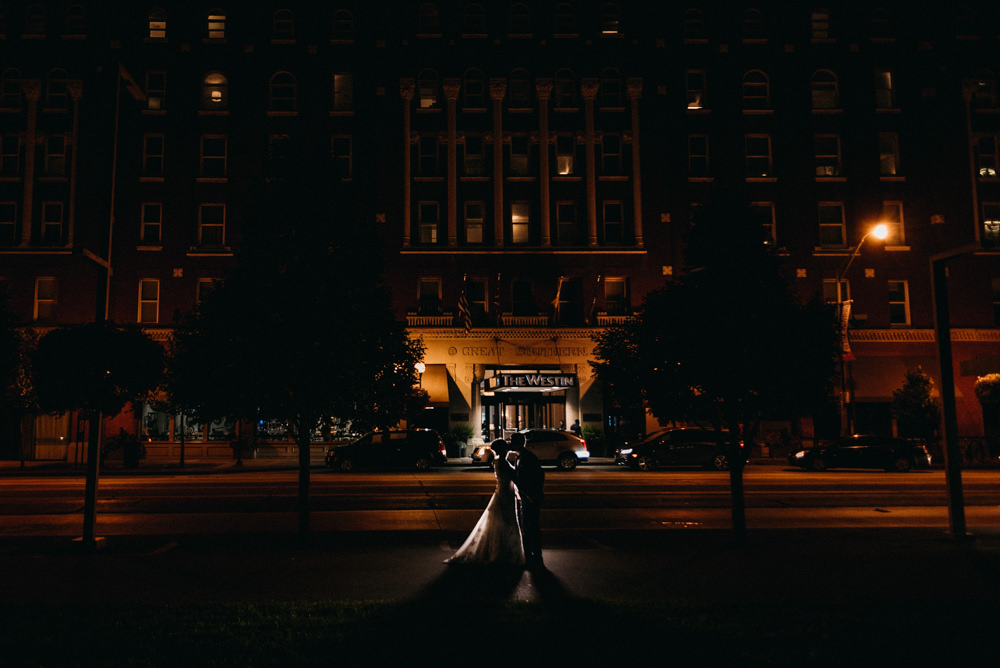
[479,370,577,440]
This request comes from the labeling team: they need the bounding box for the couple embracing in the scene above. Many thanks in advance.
[446,432,545,569]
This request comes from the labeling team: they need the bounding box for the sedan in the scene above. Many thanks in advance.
[790,435,932,472]
[325,429,447,472]
[470,429,589,471]
[616,427,747,471]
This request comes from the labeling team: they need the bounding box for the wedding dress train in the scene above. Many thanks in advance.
[445,454,524,566]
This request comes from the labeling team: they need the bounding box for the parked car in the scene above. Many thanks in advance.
[615,427,747,471]
[789,435,932,472]
[325,429,447,472]
[470,429,589,471]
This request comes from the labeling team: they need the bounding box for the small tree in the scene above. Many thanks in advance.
[891,366,940,445]
[974,374,1000,454]
[0,294,32,461]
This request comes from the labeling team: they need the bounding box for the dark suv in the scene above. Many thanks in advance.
[789,435,932,472]
[615,427,747,471]
[325,429,447,472]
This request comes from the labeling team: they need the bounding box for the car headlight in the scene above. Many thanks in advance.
[619,448,632,456]
[794,451,805,459]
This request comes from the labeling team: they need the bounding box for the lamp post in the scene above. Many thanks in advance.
[836,223,889,436]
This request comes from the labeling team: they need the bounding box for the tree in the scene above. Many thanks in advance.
[0,294,33,461]
[170,147,424,545]
[592,189,840,543]
[891,366,941,446]
[31,322,163,547]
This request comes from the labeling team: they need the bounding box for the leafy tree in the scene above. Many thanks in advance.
[170,147,424,544]
[0,294,33,460]
[891,366,941,445]
[592,189,839,542]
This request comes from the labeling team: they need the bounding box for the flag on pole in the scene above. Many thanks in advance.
[118,62,147,103]
[492,273,502,325]
[588,274,603,324]
[457,274,472,333]
[551,276,566,324]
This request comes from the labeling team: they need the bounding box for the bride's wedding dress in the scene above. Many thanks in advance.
[446,453,525,566]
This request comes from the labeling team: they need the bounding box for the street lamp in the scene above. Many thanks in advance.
[836,223,889,436]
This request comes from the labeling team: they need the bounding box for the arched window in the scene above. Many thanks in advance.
[600,67,622,108]
[207,9,225,39]
[811,70,839,109]
[417,69,440,109]
[24,4,45,35]
[683,8,706,40]
[269,72,297,111]
[554,68,576,108]
[64,4,86,35]
[0,68,23,108]
[600,3,621,35]
[463,68,485,108]
[742,8,764,39]
[148,8,167,39]
[273,9,294,40]
[418,3,440,34]
[463,3,485,34]
[202,72,228,109]
[742,70,770,110]
[508,69,532,108]
[45,68,69,109]
[554,3,575,34]
[811,9,831,39]
[508,3,530,34]
[870,8,891,39]
[332,9,353,40]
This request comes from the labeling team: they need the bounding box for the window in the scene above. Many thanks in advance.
[688,135,709,177]
[201,72,228,109]
[417,69,440,109]
[142,134,164,178]
[742,9,765,39]
[196,278,219,305]
[600,3,621,35]
[34,277,57,321]
[887,280,910,325]
[683,9,706,40]
[814,134,841,176]
[822,278,849,304]
[269,72,297,111]
[975,135,998,177]
[141,203,162,245]
[463,135,485,175]
[24,3,44,34]
[512,279,535,316]
[467,278,488,323]
[605,278,628,315]
[603,201,624,243]
[463,4,485,34]
[418,135,440,176]
[556,202,577,244]
[879,132,900,176]
[508,3,531,34]
[982,203,1000,247]
[273,9,294,40]
[875,70,895,109]
[64,4,86,35]
[139,279,159,324]
[508,69,532,108]
[200,135,227,178]
[44,135,67,177]
[511,201,530,244]
[870,8,892,39]
[198,204,225,246]
[268,134,290,171]
[332,9,353,40]
[686,70,706,109]
[601,134,622,175]
[464,201,484,243]
[970,71,997,111]
[745,135,772,177]
[207,10,225,39]
[418,202,439,244]
[881,201,905,245]
[992,278,1000,325]
[742,70,770,110]
[331,135,352,179]
[418,277,441,314]
[600,68,622,108]
[811,70,839,109]
[148,8,166,39]
[555,135,575,175]
[554,3,576,34]
[0,201,16,245]
[463,69,485,108]
[0,135,19,176]
[509,135,530,175]
[555,277,583,325]
[41,202,63,244]
[332,73,353,112]
[554,69,576,108]
[811,9,831,39]
[751,202,776,245]
[45,69,69,109]
[145,71,166,110]
[818,202,845,247]
[417,3,441,34]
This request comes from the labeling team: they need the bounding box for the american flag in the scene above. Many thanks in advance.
[458,274,472,333]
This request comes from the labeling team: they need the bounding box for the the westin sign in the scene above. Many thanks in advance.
[489,373,576,390]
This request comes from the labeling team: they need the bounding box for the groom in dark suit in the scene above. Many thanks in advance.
[509,432,545,569]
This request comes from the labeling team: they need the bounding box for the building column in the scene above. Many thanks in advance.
[490,78,506,246]
[400,79,415,248]
[444,78,460,247]
[536,78,553,247]
[581,78,599,248]
[627,78,644,248]
[67,81,83,248]
[20,80,41,246]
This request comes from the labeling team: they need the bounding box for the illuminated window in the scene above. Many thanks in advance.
[34,277,57,321]
[207,10,225,39]
[201,72,228,109]
[556,135,575,175]
[600,3,621,35]
[332,73,353,111]
[686,70,706,109]
[751,202,776,245]
[269,72,297,111]
[198,204,225,246]
[148,8,166,39]
[983,203,1000,248]
[141,203,162,245]
[464,201,484,244]
[418,202,439,244]
[814,134,841,176]
[556,202,577,245]
[139,279,159,324]
[41,202,63,244]
[811,70,839,109]
[875,70,895,109]
[881,201,905,245]
[145,71,166,110]
[0,201,17,245]
[200,135,227,178]
[818,202,845,247]
[142,134,164,178]
[417,69,440,109]
[688,135,709,177]
[44,135,67,177]
[975,135,998,177]
[888,280,910,326]
[879,132,900,175]
[511,201,530,244]
[745,134,772,177]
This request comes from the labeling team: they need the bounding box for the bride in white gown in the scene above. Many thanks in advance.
[445,439,525,566]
